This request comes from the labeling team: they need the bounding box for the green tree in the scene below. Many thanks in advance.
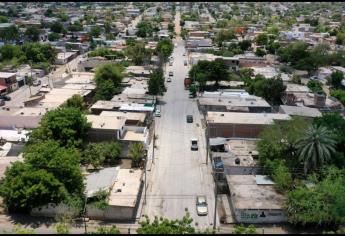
[90,25,102,37]
[215,29,235,47]
[330,89,345,106]
[307,80,323,93]
[45,8,54,17]
[24,139,85,196]
[296,125,337,174]
[128,142,146,168]
[255,48,266,57]
[82,141,122,169]
[258,117,311,169]
[25,26,40,42]
[63,94,87,111]
[255,33,268,46]
[0,162,67,212]
[247,75,286,105]
[286,167,345,226]
[0,25,20,42]
[88,226,120,234]
[238,40,252,51]
[94,63,124,101]
[50,22,65,34]
[125,41,152,66]
[137,212,196,234]
[156,39,174,64]
[136,21,153,38]
[233,224,257,234]
[28,107,91,148]
[148,69,166,95]
[48,32,61,41]
[0,15,8,23]
[329,71,344,89]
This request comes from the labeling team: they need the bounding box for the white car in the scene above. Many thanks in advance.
[196,196,208,216]
[155,109,161,117]
[167,77,172,82]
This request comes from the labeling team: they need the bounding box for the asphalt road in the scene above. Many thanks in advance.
[143,35,217,230]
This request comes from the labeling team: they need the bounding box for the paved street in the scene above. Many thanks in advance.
[142,12,217,229]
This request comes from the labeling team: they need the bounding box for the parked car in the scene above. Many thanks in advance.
[155,109,161,117]
[196,196,208,216]
[184,60,187,66]
[191,138,198,151]
[186,115,193,123]
[167,77,172,82]
[183,53,186,56]
[0,99,5,106]
[41,83,49,88]
[169,71,173,76]
[169,61,173,66]
[0,95,11,101]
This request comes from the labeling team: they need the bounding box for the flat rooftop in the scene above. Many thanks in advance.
[122,130,146,142]
[285,83,310,93]
[85,167,120,198]
[87,115,126,130]
[62,84,96,90]
[108,169,142,207]
[100,111,146,123]
[207,112,291,125]
[280,105,322,118]
[91,100,122,111]
[212,139,258,167]
[198,96,270,108]
[227,175,286,210]
[11,107,50,116]
[0,129,30,142]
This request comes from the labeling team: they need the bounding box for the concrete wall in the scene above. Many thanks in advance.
[86,205,136,221]
[87,129,119,142]
[209,123,265,139]
[233,209,287,223]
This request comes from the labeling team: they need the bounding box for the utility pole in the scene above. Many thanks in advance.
[83,194,88,234]
[205,119,209,165]
[143,152,148,205]
[213,172,218,230]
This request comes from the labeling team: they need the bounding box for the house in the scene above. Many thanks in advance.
[211,139,260,176]
[55,52,78,65]
[227,175,287,223]
[206,112,291,139]
[0,72,18,92]
[197,90,272,114]
[87,115,126,142]
[279,105,322,119]
[31,168,143,221]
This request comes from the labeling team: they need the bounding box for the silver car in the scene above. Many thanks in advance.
[196,196,208,216]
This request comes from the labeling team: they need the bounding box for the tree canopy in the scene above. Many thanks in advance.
[148,69,166,95]
[93,63,124,101]
[28,107,91,148]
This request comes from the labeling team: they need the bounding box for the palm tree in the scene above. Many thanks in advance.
[128,142,146,168]
[296,125,336,174]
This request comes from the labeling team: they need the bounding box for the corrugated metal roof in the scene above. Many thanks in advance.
[85,167,120,198]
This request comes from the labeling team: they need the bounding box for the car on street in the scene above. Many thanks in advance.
[169,71,173,76]
[196,195,208,216]
[41,83,49,88]
[186,115,193,123]
[169,61,173,66]
[191,138,198,151]
[0,99,5,106]
[167,77,172,82]
[155,109,161,117]
[0,95,11,101]
[184,60,187,66]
